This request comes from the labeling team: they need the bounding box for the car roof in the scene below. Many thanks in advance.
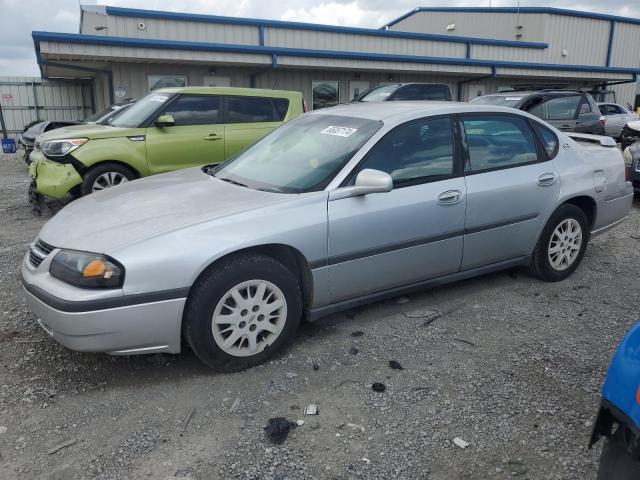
[154,86,302,97]
[482,90,584,98]
[308,101,535,122]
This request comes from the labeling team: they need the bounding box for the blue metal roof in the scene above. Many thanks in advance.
[31,31,640,77]
[102,6,547,49]
[382,7,640,29]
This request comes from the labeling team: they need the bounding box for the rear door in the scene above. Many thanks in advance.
[224,96,290,159]
[327,116,466,302]
[460,114,560,269]
[145,94,224,174]
[527,94,582,132]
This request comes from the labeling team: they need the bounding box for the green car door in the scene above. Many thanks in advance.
[224,96,292,158]
[145,94,225,174]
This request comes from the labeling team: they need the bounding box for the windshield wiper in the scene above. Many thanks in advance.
[217,177,248,188]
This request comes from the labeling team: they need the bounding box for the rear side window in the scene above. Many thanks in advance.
[226,97,289,123]
[578,97,592,115]
[358,117,454,186]
[463,116,540,172]
[160,95,221,126]
[528,95,581,120]
[532,122,559,158]
[393,85,450,101]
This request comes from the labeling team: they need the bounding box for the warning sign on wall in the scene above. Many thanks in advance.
[1,94,13,106]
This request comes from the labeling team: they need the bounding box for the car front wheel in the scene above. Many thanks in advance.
[183,253,302,371]
[81,162,135,196]
[530,203,589,281]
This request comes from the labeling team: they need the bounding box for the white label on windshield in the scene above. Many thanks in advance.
[504,97,522,101]
[150,95,168,102]
[321,126,358,137]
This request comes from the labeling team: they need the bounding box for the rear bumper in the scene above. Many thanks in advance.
[21,264,186,355]
[29,152,83,199]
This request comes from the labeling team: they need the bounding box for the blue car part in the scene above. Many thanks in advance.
[590,321,640,457]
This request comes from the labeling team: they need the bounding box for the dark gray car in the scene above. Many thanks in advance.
[471,90,605,135]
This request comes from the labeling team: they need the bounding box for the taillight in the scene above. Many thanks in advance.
[599,115,606,128]
[303,100,308,113]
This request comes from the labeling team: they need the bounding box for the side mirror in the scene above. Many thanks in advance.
[155,114,175,127]
[329,168,393,201]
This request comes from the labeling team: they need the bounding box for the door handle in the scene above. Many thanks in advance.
[537,172,558,186]
[437,190,462,205]
[204,134,222,141]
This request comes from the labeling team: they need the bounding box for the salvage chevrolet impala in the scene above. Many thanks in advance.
[21,102,634,371]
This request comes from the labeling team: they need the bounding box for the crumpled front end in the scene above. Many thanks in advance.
[29,150,83,199]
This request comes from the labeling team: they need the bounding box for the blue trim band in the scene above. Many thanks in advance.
[102,6,547,49]
[606,21,616,67]
[31,31,640,76]
[382,7,640,28]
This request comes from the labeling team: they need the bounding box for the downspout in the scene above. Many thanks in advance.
[457,66,497,101]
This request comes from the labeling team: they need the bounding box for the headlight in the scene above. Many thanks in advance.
[50,250,124,289]
[41,138,88,157]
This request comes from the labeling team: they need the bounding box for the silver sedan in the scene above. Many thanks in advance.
[598,102,639,138]
[21,102,634,370]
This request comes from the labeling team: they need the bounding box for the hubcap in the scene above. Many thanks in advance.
[92,172,129,192]
[548,218,582,271]
[211,280,287,357]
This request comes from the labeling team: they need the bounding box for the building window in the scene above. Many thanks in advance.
[148,75,187,92]
[312,81,339,110]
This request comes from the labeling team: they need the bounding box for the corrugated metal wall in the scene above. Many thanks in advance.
[0,77,93,137]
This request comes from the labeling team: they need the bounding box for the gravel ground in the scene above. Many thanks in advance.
[0,151,639,480]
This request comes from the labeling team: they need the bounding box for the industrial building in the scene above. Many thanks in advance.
[30,5,640,112]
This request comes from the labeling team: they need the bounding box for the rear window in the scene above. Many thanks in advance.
[392,85,451,101]
[226,97,289,123]
[469,95,522,108]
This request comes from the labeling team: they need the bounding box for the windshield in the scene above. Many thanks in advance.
[110,93,172,128]
[469,95,522,108]
[357,85,400,102]
[213,114,383,193]
[84,106,116,123]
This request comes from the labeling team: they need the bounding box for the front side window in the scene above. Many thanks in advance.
[226,97,288,123]
[110,92,173,128]
[158,95,221,126]
[213,114,382,193]
[356,117,454,186]
[463,116,540,172]
[528,95,581,120]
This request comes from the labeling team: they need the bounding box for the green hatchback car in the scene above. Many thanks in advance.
[29,87,305,198]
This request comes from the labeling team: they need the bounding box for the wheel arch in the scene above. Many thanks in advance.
[562,195,597,230]
[184,243,315,317]
[82,160,141,179]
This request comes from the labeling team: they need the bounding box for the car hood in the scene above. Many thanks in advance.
[37,123,139,142]
[38,168,299,253]
[626,120,640,133]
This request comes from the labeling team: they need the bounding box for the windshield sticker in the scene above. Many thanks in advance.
[504,97,522,101]
[150,95,169,103]
[320,126,358,138]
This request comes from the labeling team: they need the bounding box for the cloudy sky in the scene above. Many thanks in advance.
[1,0,639,76]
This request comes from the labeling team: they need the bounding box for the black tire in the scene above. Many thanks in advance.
[597,428,640,480]
[183,253,302,371]
[530,203,590,282]
[80,162,136,196]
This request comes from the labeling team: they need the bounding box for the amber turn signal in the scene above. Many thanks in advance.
[82,259,107,278]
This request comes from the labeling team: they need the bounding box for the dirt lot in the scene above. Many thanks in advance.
[0,151,639,480]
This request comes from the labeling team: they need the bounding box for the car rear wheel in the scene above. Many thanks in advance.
[183,253,302,371]
[81,162,135,196]
[530,203,589,281]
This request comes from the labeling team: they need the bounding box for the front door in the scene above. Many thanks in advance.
[327,116,466,302]
[460,114,560,269]
[145,94,224,174]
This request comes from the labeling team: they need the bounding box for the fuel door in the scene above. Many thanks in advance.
[593,170,607,193]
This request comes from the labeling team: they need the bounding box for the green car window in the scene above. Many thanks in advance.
[214,114,382,193]
[110,92,173,128]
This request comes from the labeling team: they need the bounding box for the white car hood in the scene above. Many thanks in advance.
[38,167,296,253]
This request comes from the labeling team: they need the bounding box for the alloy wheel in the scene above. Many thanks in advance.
[92,172,129,192]
[548,218,583,271]
[211,279,287,357]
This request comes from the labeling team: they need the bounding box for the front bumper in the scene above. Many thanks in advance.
[21,253,186,355]
[29,151,83,199]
